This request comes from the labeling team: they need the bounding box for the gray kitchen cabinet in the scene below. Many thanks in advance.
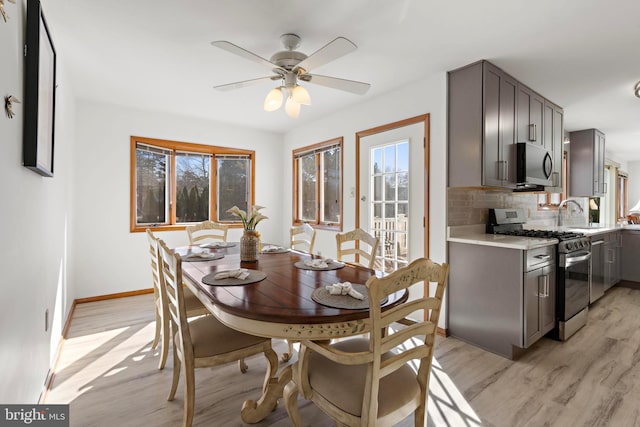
[517,85,545,147]
[449,242,556,359]
[543,101,564,192]
[448,60,563,191]
[590,236,605,303]
[448,60,517,188]
[622,230,640,282]
[524,264,556,347]
[569,129,606,197]
[604,231,621,291]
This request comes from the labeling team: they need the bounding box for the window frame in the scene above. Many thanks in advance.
[292,137,343,231]
[130,136,255,233]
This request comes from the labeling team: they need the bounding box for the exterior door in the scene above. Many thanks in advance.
[357,118,426,274]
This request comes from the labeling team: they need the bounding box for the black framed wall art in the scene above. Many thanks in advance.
[23,0,56,177]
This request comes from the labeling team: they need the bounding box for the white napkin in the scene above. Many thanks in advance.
[200,242,220,249]
[184,252,215,260]
[325,282,364,300]
[305,259,328,268]
[214,268,250,280]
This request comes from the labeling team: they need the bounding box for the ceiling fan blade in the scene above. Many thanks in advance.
[213,76,278,91]
[302,74,371,95]
[295,37,357,73]
[211,40,279,71]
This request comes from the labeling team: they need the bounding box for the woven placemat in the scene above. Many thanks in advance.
[261,246,290,254]
[201,269,267,286]
[199,242,236,249]
[294,260,345,271]
[182,252,224,262]
[311,284,388,309]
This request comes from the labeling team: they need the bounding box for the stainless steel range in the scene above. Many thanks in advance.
[487,208,591,341]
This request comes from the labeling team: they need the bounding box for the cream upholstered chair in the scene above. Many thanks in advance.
[185,220,228,245]
[146,229,210,370]
[284,258,449,427]
[157,239,279,427]
[335,228,380,269]
[290,223,316,253]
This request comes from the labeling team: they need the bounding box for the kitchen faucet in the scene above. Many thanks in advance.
[557,199,584,227]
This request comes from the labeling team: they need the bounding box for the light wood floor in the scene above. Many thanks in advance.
[45,285,640,427]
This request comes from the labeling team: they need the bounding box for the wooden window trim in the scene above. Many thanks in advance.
[130,136,255,233]
[292,137,343,231]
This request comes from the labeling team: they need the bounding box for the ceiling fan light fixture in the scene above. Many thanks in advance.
[263,87,283,112]
[291,85,311,105]
[635,81,640,98]
[285,97,301,118]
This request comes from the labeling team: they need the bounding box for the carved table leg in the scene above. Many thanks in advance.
[240,365,293,423]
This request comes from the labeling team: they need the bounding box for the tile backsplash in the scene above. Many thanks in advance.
[447,187,588,228]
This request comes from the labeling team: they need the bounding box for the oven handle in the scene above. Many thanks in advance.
[565,251,591,267]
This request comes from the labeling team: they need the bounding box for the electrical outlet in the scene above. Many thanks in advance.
[45,309,49,332]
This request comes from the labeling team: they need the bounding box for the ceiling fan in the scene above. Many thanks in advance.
[211,33,371,118]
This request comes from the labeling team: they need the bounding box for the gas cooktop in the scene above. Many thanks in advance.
[495,229,584,241]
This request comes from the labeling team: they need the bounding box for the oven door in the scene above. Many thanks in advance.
[560,250,591,320]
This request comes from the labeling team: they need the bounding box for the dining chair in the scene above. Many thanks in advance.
[335,228,380,269]
[146,229,210,370]
[157,238,279,427]
[290,223,316,254]
[185,220,229,245]
[283,257,449,427]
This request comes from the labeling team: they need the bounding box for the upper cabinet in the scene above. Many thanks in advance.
[569,128,606,197]
[517,85,544,147]
[543,100,564,191]
[448,60,563,191]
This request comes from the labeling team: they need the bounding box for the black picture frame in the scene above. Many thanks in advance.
[23,0,56,177]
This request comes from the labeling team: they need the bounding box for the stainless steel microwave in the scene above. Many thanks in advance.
[516,142,552,187]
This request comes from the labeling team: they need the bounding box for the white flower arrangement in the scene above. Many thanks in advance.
[226,205,268,231]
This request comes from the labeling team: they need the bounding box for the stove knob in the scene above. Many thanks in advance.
[566,242,574,251]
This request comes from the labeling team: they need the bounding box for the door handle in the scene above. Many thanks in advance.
[360,195,366,202]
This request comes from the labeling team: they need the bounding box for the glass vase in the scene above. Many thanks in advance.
[240,230,259,262]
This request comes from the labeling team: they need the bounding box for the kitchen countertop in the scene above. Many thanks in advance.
[448,224,640,249]
[448,225,558,250]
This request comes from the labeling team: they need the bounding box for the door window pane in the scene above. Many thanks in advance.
[176,152,210,223]
[217,158,250,221]
[136,148,168,224]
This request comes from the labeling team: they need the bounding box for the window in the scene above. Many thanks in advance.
[292,138,343,230]
[130,136,254,232]
[617,170,628,220]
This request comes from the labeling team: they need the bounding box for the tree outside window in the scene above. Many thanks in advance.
[130,136,254,232]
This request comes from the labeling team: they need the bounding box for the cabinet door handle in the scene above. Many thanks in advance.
[528,124,536,142]
[535,254,552,261]
[538,275,550,298]
[497,160,508,180]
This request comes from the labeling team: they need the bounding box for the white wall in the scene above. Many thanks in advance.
[283,73,448,325]
[72,100,284,298]
[628,161,640,210]
[0,0,76,402]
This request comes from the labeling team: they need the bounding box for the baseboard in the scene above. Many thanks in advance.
[74,288,154,304]
[437,327,448,337]
[39,299,78,403]
[39,288,153,403]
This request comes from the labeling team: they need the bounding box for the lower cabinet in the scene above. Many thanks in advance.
[622,231,640,282]
[523,265,556,348]
[604,231,621,291]
[449,242,556,359]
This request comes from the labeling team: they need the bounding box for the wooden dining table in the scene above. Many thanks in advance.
[178,243,408,423]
